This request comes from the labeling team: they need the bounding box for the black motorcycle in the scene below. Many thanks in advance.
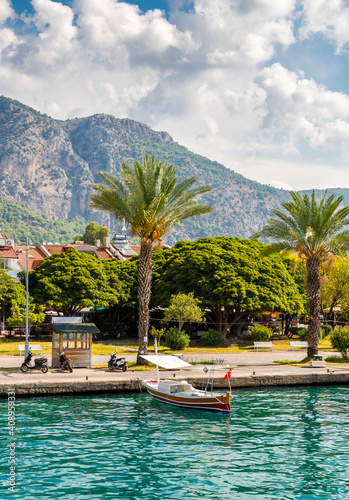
[21,350,49,373]
[59,352,73,373]
[108,350,127,372]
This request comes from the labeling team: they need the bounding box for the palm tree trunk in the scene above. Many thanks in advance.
[306,258,321,358]
[137,240,153,365]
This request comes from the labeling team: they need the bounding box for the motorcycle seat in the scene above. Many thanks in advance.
[35,357,47,362]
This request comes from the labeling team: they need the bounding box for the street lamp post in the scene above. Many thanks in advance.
[25,237,29,358]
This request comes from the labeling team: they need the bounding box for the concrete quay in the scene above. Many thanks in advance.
[1,349,348,397]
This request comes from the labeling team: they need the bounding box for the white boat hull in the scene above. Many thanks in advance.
[142,379,231,413]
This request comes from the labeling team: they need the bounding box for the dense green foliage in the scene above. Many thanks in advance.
[151,237,305,339]
[164,327,190,350]
[0,270,26,323]
[250,324,273,341]
[330,326,349,359]
[28,249,122,315]
[7,302,45,332]
[201,329,223,347]
[0,197,86,244]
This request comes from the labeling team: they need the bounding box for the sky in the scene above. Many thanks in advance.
[1,1,349,190]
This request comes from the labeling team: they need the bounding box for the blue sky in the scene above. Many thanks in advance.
[2,0,349,190]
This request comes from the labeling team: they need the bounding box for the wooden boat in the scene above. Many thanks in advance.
[142,378,231,413]
[140,343,231,413]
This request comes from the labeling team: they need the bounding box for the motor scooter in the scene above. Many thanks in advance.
[21,350,49,373]
[59,351,73,373]
[108,349,127,371]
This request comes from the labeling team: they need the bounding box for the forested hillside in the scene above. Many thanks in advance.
[0,198,86,244]
[0,95,348,244]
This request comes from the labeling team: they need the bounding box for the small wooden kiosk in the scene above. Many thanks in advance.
[51,323,99,368]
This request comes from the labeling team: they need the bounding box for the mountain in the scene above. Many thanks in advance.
[0,95,348,244]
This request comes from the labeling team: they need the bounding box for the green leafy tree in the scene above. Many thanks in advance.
[29,249,120,316]
[321,257,349,326]
[90,154,211,363]
[254,191,349,357]
[0,270,26,330]
[151,237,305,341]
[163,292,204,330]
[75,221,109,245]
[100,258,138,330]
[7,301,45,335]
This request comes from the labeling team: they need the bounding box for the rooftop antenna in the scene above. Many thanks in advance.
[121,219,127,240]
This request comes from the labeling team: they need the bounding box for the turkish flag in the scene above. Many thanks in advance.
[224,369,232,380]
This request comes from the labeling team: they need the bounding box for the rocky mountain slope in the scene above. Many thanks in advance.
[0,96,347,244]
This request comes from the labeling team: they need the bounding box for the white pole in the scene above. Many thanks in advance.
[25,237,29,358]
[155,338,159,384]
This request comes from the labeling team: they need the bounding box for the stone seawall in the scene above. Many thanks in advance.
[1,371,349,398]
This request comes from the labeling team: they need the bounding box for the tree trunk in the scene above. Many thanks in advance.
[137,240,153,365]
[306,258,321,358]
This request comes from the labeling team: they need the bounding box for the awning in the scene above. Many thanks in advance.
[139,355,192,370]
[51,323,100,333]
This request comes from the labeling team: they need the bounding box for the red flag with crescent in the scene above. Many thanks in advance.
[224,369,232,380]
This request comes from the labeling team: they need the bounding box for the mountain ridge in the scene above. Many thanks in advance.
[0,95,348,244]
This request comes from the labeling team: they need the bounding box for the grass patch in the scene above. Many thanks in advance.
[0,367,21,372]
[91,344,137,355]
[274,357,311,366]
[325,355,349,363]
[0,342,51,356]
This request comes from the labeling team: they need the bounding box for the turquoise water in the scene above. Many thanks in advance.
[1,385,349,499]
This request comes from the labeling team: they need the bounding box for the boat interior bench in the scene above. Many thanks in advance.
[253,342,275,351]
[289,341,308,350]
[18,344,42,355]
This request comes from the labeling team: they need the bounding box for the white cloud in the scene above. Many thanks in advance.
[256,63,349,156]
[300,0,349,52]
[1,0,349,190]
[0,0,13,24]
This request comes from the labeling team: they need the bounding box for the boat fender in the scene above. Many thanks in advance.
[175,385,177,393]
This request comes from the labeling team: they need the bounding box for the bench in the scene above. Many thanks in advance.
[289,341,308,351]
[254,342,275,351]
[18,344,43,355]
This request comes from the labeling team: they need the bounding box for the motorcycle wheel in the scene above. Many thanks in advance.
[41,365,48,373]
[123,365,127,372]
[68,362,73,373]
[108,364,114,371]
[20,363,28,373]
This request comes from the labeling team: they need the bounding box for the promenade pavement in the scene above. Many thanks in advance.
[1,348,348,388]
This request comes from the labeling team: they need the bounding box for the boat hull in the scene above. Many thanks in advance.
[143,380,231,413]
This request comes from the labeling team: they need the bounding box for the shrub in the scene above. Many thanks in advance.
[164,327,190,350]
[320,324,332,338]
[325,355,349,363]
[201,329,223,347]
[330,326,349,359]
[297,328,309,341]
[250,324,273,341]
[149,326,166,346]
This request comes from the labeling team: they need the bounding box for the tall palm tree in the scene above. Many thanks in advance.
[90,155,212,363]
[254,190,349,358]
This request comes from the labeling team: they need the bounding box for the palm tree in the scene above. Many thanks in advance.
[90,155,212,363]
[254,190,349,358]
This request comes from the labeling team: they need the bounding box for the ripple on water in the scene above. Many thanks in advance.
[1,386,349,499]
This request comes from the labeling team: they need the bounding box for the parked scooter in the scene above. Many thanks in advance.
[21,350,49,373]
[59,351,73,373]
[108,350,127,371]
